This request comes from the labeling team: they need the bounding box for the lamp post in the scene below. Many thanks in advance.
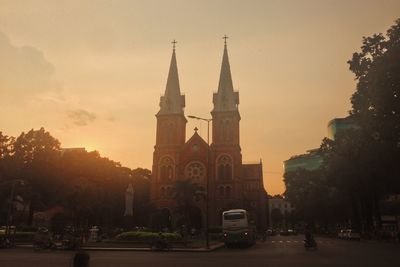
[188,116,212,145]
[188,115,212,249]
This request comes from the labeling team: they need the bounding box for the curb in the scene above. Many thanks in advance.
[16,243,225,252]
[82,242,225,252]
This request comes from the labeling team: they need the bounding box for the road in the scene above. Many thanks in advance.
[1,235,399,267]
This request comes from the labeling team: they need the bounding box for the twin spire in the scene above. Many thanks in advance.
[158,40,185,115]
[158,37,239,116]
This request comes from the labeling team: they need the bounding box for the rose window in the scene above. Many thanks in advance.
[185,162,205,181]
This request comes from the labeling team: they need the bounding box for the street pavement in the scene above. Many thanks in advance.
[1,235,399,267]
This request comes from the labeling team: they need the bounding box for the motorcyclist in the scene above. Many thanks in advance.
[62,227,80,250]
[34,227,53,249]
[154,232,169,250]
[304,224,316,247]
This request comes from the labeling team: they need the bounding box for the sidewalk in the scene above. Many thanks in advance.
[16,242,225,252]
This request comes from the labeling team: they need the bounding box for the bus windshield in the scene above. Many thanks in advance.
[224,212,245,220]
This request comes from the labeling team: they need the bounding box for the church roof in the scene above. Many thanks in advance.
[158,43,185,115]
[213,38,239,112]
[184,128,210,150]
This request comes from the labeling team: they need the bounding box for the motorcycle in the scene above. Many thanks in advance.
[33,228,57,251]
[33,239,57,251]
[0,236,12,249]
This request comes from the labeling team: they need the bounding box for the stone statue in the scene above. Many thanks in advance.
[124,183,134,216]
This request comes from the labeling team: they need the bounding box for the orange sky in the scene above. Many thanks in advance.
[1,0,399,194]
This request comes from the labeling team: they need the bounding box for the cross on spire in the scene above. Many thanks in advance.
[172,39,177,50]
[223,35,229,46]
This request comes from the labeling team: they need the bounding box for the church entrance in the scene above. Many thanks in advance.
[151,207,172,231]
[174,206,203,233]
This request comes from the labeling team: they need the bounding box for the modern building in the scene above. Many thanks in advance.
[284,117,357,174]
[150,41,267,230]
[283,149,323,173]
[327,117,357,140]
[268,195,295,228]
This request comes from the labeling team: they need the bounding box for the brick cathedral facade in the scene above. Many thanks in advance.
[150,41,267,230]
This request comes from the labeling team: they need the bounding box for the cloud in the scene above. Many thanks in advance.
[67,109,96,126]
[0,30,59,99]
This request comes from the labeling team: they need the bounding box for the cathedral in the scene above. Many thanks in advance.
[150,40,267,230]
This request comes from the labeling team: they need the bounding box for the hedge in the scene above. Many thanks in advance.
[115,231,183,242]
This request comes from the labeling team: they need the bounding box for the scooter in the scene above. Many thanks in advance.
[0,236,13,249]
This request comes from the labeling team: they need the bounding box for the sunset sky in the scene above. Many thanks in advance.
[1,0,399,194]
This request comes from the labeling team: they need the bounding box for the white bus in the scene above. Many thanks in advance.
[222,209,256,247]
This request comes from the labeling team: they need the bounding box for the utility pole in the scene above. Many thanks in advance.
[188,115,212,249]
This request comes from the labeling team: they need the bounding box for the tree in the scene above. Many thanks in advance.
[0,131,15,224]
[348,18,400,194]
[11,128,61,225]
[270,208,283,228]
[172,179,205,229]
[0,131,13,161]
[321,130,380,230]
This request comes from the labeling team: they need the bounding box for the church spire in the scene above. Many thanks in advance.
[158,40,185,115]
[213,35,239,112]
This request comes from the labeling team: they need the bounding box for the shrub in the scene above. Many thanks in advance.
[0,231,35,241]
[115,231,182,242]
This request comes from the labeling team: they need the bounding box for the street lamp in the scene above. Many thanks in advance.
[187,115,212,145]
[188,115,212,249]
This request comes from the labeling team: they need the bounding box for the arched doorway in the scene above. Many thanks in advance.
[188,206,203,230]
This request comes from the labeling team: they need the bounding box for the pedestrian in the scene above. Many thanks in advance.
[73,251,90,267]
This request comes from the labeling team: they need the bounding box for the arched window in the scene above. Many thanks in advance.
[218,165,225,181]
[159,156,174,182]
[225,165,232,181]
[167,166,173,180]
[160,166,167,181]
[217,155,233,181]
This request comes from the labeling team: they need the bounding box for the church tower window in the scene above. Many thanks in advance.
[217,155,233,181]
[159,156,175,182]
